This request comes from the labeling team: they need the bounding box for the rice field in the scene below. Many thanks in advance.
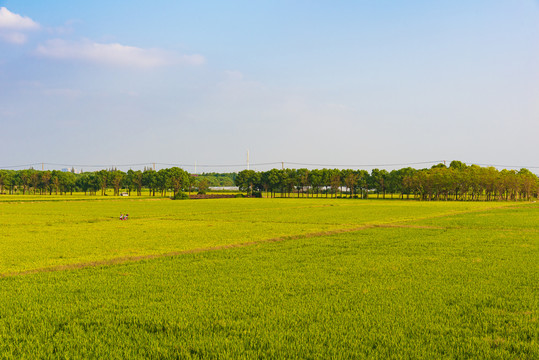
[0,196,537,358]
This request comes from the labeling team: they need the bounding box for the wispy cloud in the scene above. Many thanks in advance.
[0,7,40,44]
[42,87,82,99]
[0,31,27,44]
[223,70,244,81]
[35,39,205,68]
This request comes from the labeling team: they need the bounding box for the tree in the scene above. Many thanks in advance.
[320,169,331,198]
[18,169,32,195]
[370,169,389,198]
[294,169,309,197]
[29,169,39,194]
[266,169,281,198]
[282,169,296,197]
[39,171,52,195]
[329,169,342,198]
[342,170,358,198]
[397,168,415,199]
[449,160,467,171]
[197,178,210,194]
[518,168,536,201]
[357,170,370,199]
[0,170,13,194]
[107,170,125,196]
[308,169,323,197]
[260,171,270,197]
[129,170,143,196]
[88,173,102,195]
[157,169,169,197]
[168,167,189,197]
[142,169,158,196]
[96,170,108,196]
[235,170,260,196]
[62,172,77,195]
[187,174,197,195]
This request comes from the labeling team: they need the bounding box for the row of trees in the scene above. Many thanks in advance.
[1,161,537,201]
[234,161,539,201]
[0,168,213,197]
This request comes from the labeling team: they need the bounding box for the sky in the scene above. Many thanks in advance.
[0,0,538,172]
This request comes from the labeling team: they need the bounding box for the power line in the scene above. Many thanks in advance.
[285,160,444,168]
[467,162,539,169]
[155,162,281,168]
[1,160,539,170]
[0,163,42,169]
[45,162,152,168]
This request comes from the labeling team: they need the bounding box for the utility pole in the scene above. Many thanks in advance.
[42,162,44,171]
[153,162,156,171]
[194,161,197,174]
[282,161,284,170]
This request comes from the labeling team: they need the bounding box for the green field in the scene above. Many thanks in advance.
[0,197,537,358]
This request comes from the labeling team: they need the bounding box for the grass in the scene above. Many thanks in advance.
[0,197,514,274]
[0,197,537,358]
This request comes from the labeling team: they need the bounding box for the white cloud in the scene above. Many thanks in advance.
[0,7,39,30]
[0,7,39,44]
[0,31,27,44]
[35,39,205,68]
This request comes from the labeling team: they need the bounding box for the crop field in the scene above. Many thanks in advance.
[0,196,537,358]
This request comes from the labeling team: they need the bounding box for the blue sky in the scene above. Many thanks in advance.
[1,1,538,172]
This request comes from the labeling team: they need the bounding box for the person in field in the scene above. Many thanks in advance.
[120,213,124,220]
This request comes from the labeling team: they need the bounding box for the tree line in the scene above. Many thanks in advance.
[234,161,538,201]
[1,161,537,201]
[0,167,225,197]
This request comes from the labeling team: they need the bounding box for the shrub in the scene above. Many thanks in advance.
[172,191,190,200]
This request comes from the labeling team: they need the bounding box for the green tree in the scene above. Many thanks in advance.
[329,169,342,198]
[142,169,158,196]
[168,167,189,197]
[235,170,260,196]
[96,170,108,196]
[109,170,125,196]
[296,169,310,197]
[62,172,77,195]
[449,160,467,171]
[342,169,358,198]
[266,169,281,198]
[197,178,210,194]
[157,169,169,197]
[308,169,323,197]
[0,170,13,194]
[39,171,52,195]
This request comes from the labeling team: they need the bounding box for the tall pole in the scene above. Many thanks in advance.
[247,150,250,170]
[42,162,44,171]
[282,161,284,170]
[153,162,156,171]
[194,161,197,174]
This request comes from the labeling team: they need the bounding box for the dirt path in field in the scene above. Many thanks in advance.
[1,203,535,278]
[0,225,381,278]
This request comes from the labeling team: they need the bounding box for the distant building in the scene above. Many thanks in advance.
[61,167,81,174]
[209,186,239,191]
